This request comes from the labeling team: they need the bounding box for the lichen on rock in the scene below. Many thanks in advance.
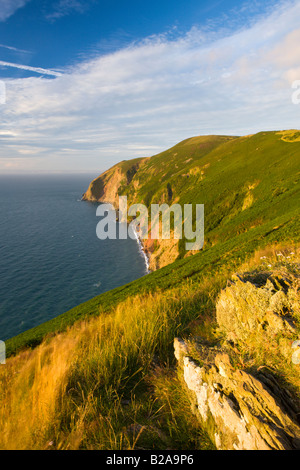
[216,268,299,360]
[174,338,300,450]
[174,260,300,450]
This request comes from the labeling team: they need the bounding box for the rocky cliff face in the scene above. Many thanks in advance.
[82,158,146,207]
[82,158,182,271]
[82,131,300,271]
[174,260,300,450]
[175,338,300,450]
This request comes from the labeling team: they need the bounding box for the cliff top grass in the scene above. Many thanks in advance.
[1,244,299,450]
[5,130,300,357]
[1,129,299,450]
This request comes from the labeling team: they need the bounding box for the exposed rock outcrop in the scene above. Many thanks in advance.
[216,269,299,361]
[174,338,300,450]
[82,158,146,206]
[174,262,300,450]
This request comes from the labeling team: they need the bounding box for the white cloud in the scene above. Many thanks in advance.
[0,60,63,76]
[0,0,300,174]
[0,43,29,53]
[46,0,94,20]
[0,0,31,21]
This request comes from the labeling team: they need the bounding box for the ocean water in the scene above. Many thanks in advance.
[0,174,148,341]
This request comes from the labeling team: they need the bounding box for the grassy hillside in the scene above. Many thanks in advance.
[6,129,300,357]
[1,129,300,450]
[83,130,300,268]
[1,246,299,450]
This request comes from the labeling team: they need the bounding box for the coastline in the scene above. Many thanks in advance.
[131,226,151,274]
[81,197,151,274]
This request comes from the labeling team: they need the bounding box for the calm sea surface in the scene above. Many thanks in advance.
[0,174,147,340]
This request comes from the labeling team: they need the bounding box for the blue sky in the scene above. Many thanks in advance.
[0,0,275,73]
[0,0,299,174]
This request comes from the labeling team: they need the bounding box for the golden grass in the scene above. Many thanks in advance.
[1,244,298,450]
[276,130,300,142]
[0,281,219,450]
[239,243,300,270]
[0,328,82,449]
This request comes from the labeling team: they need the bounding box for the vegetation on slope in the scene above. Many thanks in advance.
[83,130,300,268]
[0,246,299,450]
[1,129,300,450]
[6,130,300,357]
[1,275,222,449]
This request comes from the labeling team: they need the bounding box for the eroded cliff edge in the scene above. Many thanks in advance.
[82,130,300,271]
[82,157,146,206]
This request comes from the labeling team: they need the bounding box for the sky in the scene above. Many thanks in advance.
[0,0,299,174]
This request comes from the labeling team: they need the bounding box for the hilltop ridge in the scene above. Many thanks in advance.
[83,130,300,270]
[6,129,300,357]
[1,129,300,450]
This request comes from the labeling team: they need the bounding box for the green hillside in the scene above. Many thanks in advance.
[124,131,300,247]
[84,130,300,266]
[6,130,300,357]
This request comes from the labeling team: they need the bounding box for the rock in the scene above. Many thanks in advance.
[216,270,299,360]
[174,263,300,450]
[174,339,300,450]
[174,337,189,364]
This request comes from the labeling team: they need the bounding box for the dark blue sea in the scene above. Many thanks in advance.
[0,174,148,341]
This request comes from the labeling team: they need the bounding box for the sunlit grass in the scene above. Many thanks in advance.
[0,245,299,450]
[0,279,221,450]
[0,329,81,449]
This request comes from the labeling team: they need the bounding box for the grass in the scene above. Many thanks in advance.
[0,281,219,450]
[5,130,300,356]
[6,205,300,357]
[0,130,299,450]
[0,245,299,449]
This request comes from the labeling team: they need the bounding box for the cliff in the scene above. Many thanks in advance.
[82,157,146,206]
[83,130,300,271]
[2,129,299,450]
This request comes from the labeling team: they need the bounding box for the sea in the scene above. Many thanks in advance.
[0,174,148,341]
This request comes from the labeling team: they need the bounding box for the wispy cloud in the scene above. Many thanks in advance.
[0,0,300,173]
[0,60,62,76]
[0,43,30,53]
[0,0,31,22]
[46,0,95,20]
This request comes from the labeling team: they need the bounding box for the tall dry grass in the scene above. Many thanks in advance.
[1,245,298,450]
[0,279,221,450]
[0,328,82,449]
